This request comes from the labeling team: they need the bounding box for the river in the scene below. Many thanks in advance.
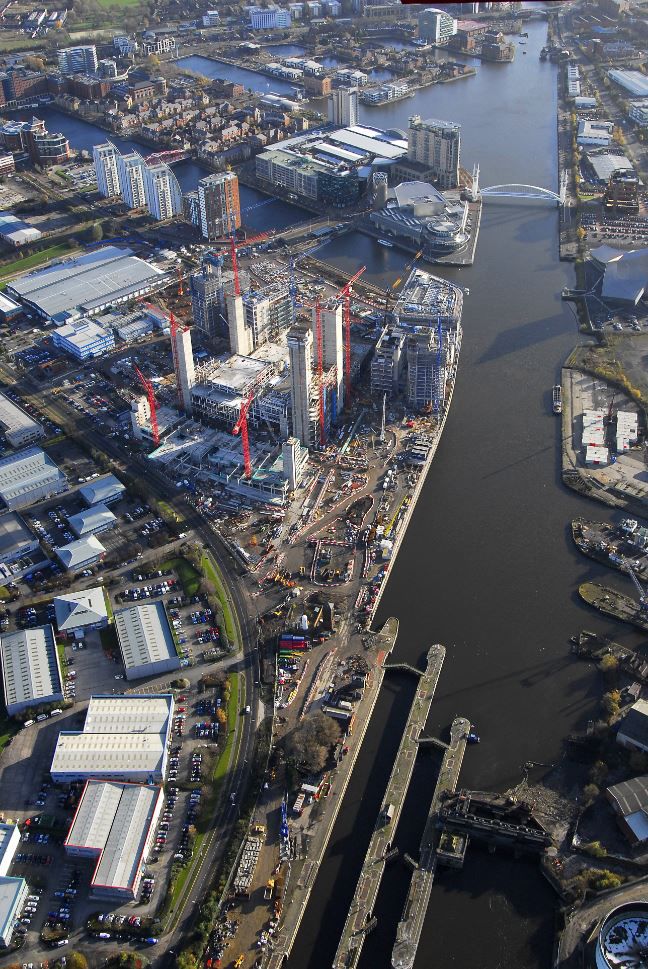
[286,15,632,969]
[6,21,626,965]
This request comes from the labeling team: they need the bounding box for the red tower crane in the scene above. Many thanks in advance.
[314,298,325,448]
[232,390,255,479]
[336,267,366,407]
[133,365,160,447]
[207,234,270,297]
[176,264,184,297]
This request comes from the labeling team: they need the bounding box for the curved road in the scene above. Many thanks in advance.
[1,362,262,963]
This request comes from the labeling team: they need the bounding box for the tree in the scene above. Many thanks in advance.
[583,783,600,806]
[589,760,608,786]
[147,54,161,70]
[591,870,622,891]
[602,690,621,720]
[284,712,340,772]
[90,222,103,242]
[582,840,607,858]
[67,952,89,969]
[599,654,618,675]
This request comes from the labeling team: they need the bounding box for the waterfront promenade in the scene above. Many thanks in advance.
[332,645,446,969]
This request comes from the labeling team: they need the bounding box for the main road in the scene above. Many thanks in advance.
[0,359,262,961]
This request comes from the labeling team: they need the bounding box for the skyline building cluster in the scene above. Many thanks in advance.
[93,141,183,221]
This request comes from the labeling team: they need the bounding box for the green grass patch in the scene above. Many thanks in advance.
[201,554,238,648]
[160,556,200,598]
[213,673,241,786]
[0,245,73,281]
[0,586,9,601]
[103,589,114,622]
[158,500,184,525]
[43,434,66,447]
[56,642,67,676]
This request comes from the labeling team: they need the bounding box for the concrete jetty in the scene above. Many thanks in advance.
[391,716,470,969]
[264,618,399,969]
[332,644,446,969]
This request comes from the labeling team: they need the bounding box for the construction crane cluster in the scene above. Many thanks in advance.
[133,364,160,448]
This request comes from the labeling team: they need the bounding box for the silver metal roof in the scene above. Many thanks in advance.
[6,246,164,320]
[0,624,61,710]
[53,587,108,631]
[79,473,125,506]
[66,780,162,891]
[0,393,42,442]
[114,602,178,672]
[0,446,66,505]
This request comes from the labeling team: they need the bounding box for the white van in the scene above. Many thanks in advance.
[23,720,34,728]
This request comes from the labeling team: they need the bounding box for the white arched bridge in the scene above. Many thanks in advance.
[469,166,568,206]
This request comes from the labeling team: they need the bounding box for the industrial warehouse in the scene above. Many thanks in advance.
[64,780,164,900]
[0,624,63,716]
[50,694,174,784]
[5,246,167,322]
[113,602,181,680]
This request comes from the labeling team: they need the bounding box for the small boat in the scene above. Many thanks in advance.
[552,384,562,414]
[377,238,394,248]
[467,725,480,744]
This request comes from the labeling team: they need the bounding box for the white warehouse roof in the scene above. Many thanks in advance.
[65,780,162,894]
[55,534,105,570]
[6,246,165,322]
[68,503,117,537]
[79,473,125,506]
[50,693,173,780]
[0,624,62,714]
[0,446,66,508]
[0,393,43,444]
[609,69,648,97]
[114,602,178,674]
[53,587,108,632]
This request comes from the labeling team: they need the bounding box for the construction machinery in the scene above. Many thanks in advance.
[334,267,366,407]
[628,567,648,611]
[133,365,160,447]
[208,232,269,297]
[232,390,255,479]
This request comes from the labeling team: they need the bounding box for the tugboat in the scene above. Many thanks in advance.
[552,384,562,414]
[467,725,480,744]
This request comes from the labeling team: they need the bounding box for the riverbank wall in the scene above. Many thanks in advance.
[264,618,399,969]
[368,329,462,627]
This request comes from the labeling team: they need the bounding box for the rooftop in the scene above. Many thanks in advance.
[51,694,173,778]
[6,246,164,322]
[0,393,42,442]
[0,512,36,556]
[619,699,648,746]
[113,602,177,672]
[55,534,105,570]
[53,586,108,632]
[65,780,162,892]
[68,503,117,537]
[79,473,125,506]
[0,446,66,507]
[0,876,26,936]
[0,624,61,711]
[53,317,114,351]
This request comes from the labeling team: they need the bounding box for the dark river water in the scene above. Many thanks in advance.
[287,15,635,969]
[9,17,632,966]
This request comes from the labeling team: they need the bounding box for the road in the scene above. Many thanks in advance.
[0,360,262,961]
